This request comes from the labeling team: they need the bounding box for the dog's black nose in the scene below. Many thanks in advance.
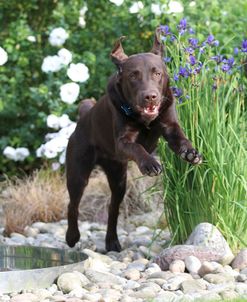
[144,91,158,102]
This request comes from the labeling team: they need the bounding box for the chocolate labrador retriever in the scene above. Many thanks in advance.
[65,29,202,252]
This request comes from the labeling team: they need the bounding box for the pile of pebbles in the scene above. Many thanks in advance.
[0,219,247,302]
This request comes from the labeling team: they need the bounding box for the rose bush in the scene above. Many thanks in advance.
[0,0,246,177]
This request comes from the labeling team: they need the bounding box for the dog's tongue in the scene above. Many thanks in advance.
[145,104,157,113]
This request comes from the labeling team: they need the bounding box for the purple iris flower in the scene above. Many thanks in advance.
[189,28,195,34]
[221,64,231,72]
[160,25,171,36]
[173,74,179,81]
[178,18,187,35]
[211,55,223,64]
[184,47,195,54]
[189,55,196,66]
[179,66,191,78]
[241,39,247,52]
[221,57,234,73]
[164,57,171,63]
[234,47,239,55]
[170,35,176,42]
[206,34,215,45]
[188,38,199,48]
[205,34,219,47]
[171,87,183,101]
[192,62,203,75]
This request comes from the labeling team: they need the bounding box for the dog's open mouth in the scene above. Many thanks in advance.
[143,104,159,116]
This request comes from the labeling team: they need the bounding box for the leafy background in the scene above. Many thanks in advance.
[0,0,246,178]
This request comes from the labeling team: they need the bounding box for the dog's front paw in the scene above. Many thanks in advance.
[180,148,202,165]
[66,227,80,248]
[106,238,122,252]
[139,156,163,177]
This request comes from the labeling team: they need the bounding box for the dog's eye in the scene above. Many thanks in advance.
[154,71,161,77]
[129,72,138,80]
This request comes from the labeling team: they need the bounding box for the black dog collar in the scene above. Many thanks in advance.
[120,104,134,116]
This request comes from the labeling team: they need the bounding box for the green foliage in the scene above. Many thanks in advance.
[0,0,246,179]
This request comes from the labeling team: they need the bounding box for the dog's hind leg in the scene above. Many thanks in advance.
[99,159,127,252]
[66,140,95,248]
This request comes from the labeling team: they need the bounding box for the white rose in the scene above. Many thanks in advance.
[44,147,58,159]
[3,146,16,160]
[47,114,60,129]
[36,145,45,157]
[59,150,66,164]
[79,16,86,28]
[59,114,73,128]
[167,1,184,13]
[80,5,88,16]
[58,122,76,138]
[58,48,72,65]
[151,4,163,16]
[0,46,8,66]
[67,63,89,83]
[3,146,29,161]
[41,55,63,73]
[46,136,68,153]
[109,0,124,6]
[49,27,69,47]
[60,82,80,104]
[129,1,144,13]
[27,35,36,42]
[15,147,30,161]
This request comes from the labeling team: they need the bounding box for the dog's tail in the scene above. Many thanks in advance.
[78,98,96,120]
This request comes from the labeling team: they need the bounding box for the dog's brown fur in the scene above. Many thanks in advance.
[65,29,202,252]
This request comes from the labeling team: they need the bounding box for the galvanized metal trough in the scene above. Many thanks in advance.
[0,245,87,294]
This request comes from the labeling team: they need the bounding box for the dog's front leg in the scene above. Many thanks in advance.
[117,126,162,176]
[160,103,202,164]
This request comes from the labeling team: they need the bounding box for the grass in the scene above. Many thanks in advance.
[158,29,247,252]
[0,163,163,235]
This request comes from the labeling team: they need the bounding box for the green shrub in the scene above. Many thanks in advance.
[0,0,246,179]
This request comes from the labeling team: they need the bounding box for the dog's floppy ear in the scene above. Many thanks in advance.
[150,27,164,57]
[111,36,128,66]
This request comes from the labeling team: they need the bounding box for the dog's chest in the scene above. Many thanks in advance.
[136,126,161,153]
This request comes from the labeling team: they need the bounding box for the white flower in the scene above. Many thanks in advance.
[60,82,80,104]
[52,162,61,171]
[167,1,184,13]
[59,150,66,164]
[41,55,63,73]
[27,35,36,42]
[80,5,88,16]
[129,1,144,13]
[58,123,76,138]
[67,63,89,83]
[15,148,30,161]
[36,145,45,157]
[189,1,196,7]
[44,147,58,159]
[47,114,60,129]
[109,0,124,6]
[3,146,16,160]
[79,16,86,28]
[48,27,69,47]
[3,146,29,161]
[151,4,163,16]
[0,46,8,66]
[59,114,73,128]
[58,48,72,65]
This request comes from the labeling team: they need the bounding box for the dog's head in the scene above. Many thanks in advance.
[110,28,172,123]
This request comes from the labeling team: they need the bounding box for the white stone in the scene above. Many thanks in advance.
[184,255,202,274]
[169,259,185,273]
